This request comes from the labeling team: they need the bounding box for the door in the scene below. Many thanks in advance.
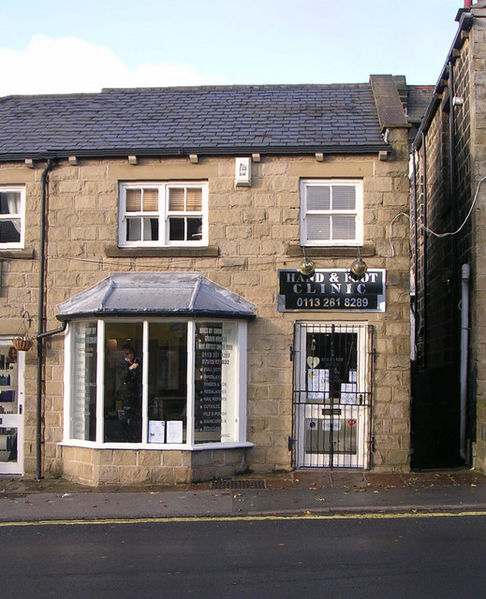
[293,323,372,469]
[0,341,24,474]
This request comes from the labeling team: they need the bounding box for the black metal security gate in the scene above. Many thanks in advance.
[292,322,374,469]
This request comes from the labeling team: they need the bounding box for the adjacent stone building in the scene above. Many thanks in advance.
[410,0,486,472]
[0,79,428,484]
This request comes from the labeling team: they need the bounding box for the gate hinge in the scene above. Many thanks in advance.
[288,436,295,451]
[289,345,294,362]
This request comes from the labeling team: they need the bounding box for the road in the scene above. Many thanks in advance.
[1,513,486,598]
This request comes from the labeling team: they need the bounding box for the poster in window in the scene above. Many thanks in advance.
[194,323,223,441]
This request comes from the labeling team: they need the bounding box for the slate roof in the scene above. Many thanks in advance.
[0,84,393,160]
[407,86,434,125]
[57,272,257,320]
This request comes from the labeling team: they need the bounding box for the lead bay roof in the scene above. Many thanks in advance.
[57,273,257,320]
[0,84,393,159]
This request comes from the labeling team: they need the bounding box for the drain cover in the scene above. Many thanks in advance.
[211,479,266,490]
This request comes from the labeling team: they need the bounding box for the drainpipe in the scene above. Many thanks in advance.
[411,151,419,362]
[421,133,428,364]
[36,159,53,480]
[448,59,464,462]
[460,264,470,461]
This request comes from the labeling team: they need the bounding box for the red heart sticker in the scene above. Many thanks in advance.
[347,419,357,426]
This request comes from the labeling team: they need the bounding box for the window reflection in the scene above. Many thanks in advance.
[70,322,97,441]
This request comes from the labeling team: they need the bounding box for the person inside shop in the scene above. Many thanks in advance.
[117,344,142,442]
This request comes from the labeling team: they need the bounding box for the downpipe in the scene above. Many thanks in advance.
[460,264,470,462]
[36,159,53,480]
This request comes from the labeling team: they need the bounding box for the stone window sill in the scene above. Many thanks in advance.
[0,248,35,259]
[105,245,219,258]
[286,244,375,258]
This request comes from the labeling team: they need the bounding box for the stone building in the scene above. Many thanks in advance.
[410,0,486,472]
[0,79,428,485]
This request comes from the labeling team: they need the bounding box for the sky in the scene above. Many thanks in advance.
[0,0,467,96]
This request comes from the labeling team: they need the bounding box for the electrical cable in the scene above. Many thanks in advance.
[386,176,486,257]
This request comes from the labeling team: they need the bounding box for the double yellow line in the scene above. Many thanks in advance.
[1,510,486,527]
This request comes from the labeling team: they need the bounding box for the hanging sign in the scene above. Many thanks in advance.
[277,269,386,312]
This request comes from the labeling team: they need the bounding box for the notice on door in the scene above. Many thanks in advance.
[277,269,385,312]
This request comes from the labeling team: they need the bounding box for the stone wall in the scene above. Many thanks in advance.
[470,8,486,469]
[0,139,411,484]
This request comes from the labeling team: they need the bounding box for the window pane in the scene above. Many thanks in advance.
[148,323,187,444]
[332,215,356,240]
[306,214,330,240]
[168,188,185,212]
[142,188,158,212]
[307,186,330,211]
[221,322,238,442]
[194,322,239,444]
[104,324,143,443]
[0,221,21,243]
[169,217,185,240]
[195,322,223,443]
[126,218,141,241]
[142,218,159,241]
[70,322,97,441]
[0,192,21,215]
[187,218,202,240]
[126,189,141,212]
[332,186,356,210]
[186,188,202,211]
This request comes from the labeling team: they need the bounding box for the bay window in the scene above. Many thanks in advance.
[65,318,248,448]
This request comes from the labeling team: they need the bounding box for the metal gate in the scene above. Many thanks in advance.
[292,322,373,469]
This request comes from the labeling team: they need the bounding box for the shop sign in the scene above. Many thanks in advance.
[277,269,386,312]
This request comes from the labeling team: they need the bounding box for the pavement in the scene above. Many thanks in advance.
[2,469,486,522]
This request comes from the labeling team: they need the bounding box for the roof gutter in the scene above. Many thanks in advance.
[0,144,391,163]
[56,310,256,322]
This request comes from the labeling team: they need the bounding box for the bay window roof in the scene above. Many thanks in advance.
[57,272,256,320]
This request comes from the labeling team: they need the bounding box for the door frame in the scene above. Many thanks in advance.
[292,321,373,469]
[0,338,24,475]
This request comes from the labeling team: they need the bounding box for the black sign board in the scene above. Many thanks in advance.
[277,269,386,312]
[194,323,222,435]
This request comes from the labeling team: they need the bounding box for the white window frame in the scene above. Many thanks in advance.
[300,179,363,247]
[62,318,251,451]
[0,186,25,249]
[118,181,208,248]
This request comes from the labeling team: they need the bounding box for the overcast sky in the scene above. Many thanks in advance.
[0,0,465,96]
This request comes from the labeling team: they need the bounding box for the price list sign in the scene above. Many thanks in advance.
[195,323,223,440]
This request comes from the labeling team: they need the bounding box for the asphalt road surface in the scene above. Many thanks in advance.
[1,513,486,598]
